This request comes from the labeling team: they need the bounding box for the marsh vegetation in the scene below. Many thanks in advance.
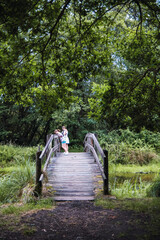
[0,129,160,207]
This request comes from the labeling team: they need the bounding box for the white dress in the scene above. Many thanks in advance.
[66,130,69,144]
[63,130,69,144]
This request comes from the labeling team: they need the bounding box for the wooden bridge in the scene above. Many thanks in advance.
[35,133,109,201]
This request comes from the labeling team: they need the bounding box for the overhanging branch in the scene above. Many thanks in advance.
[42,0,72,52]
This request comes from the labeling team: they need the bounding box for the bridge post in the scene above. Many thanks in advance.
[34,150,42,196]
[93,133,98,155]
[103,149,109,195]
[88,137,94,156]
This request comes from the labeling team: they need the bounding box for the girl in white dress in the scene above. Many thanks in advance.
[62,126,69,154]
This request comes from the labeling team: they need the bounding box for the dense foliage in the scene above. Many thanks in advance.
[97,128,160,165]
[0,0,160,145]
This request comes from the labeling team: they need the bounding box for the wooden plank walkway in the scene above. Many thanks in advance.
[46,152,102,201]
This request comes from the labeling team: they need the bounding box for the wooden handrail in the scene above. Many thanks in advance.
[34,134,61,196]
[39,134,54,160]
[84,133,105,159]
[84,133,109,195]
[85,142,106,179]
[39,144,59,182]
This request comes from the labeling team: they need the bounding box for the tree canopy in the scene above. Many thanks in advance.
[0,0,160,144]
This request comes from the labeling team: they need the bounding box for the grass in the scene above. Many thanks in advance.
[108,162,160,199]
[111,178,150,198]
[0,144,37,167]
[105,143,160,165]
[95,195,160,214]
[0,144,56,205]
[0,144,37,203]
[110,162,160,174]
[0,160,35,203]
[0,198,55,216]
[95,129,160,199]
[147,176,160,197]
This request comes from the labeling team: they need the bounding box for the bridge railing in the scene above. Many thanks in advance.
[34,134,61,196]
[84,133,109,195]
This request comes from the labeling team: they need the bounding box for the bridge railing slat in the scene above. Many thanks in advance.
[84,133,109,195]
[34,134,61,196]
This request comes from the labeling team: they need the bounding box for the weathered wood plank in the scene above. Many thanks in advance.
[54,196,95,201]
[45,152,102,201]
[54,191,94,196]
[48,181,93,184]
[51,188,94,192]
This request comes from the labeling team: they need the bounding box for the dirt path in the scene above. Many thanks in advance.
[0,201,160,240]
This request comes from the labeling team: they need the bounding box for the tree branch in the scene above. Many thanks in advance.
[134,0,143,35]
[42,0,72,52]
[126,66,160,95]
[74,0,130,48]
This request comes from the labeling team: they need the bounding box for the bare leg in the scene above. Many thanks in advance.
[62,143,67,152]
[66,144,68,152]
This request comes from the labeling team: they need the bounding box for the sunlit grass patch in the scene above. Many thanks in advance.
[110,162,160,174]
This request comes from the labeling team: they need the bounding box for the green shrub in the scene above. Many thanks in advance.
[96,128,160,150]
[104,142,159,165]
[96,129,160,165]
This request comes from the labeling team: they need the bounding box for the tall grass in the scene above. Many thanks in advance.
[109,163,160,198]
[0,144,37,167]
[147,176,160,197]
[0,144,37,203]
[110,177,150,198]
[0,158,35,203]
[1,198,55,215]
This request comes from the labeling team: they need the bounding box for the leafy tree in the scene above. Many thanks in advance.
[0,0,159,105]
[0,0,160,144]
[88,5,160,131]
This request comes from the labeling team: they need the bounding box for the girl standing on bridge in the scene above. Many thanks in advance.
[62,126,69,155]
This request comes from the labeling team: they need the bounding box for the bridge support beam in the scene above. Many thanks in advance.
[34,150,42,197]
[103,149,109,195]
